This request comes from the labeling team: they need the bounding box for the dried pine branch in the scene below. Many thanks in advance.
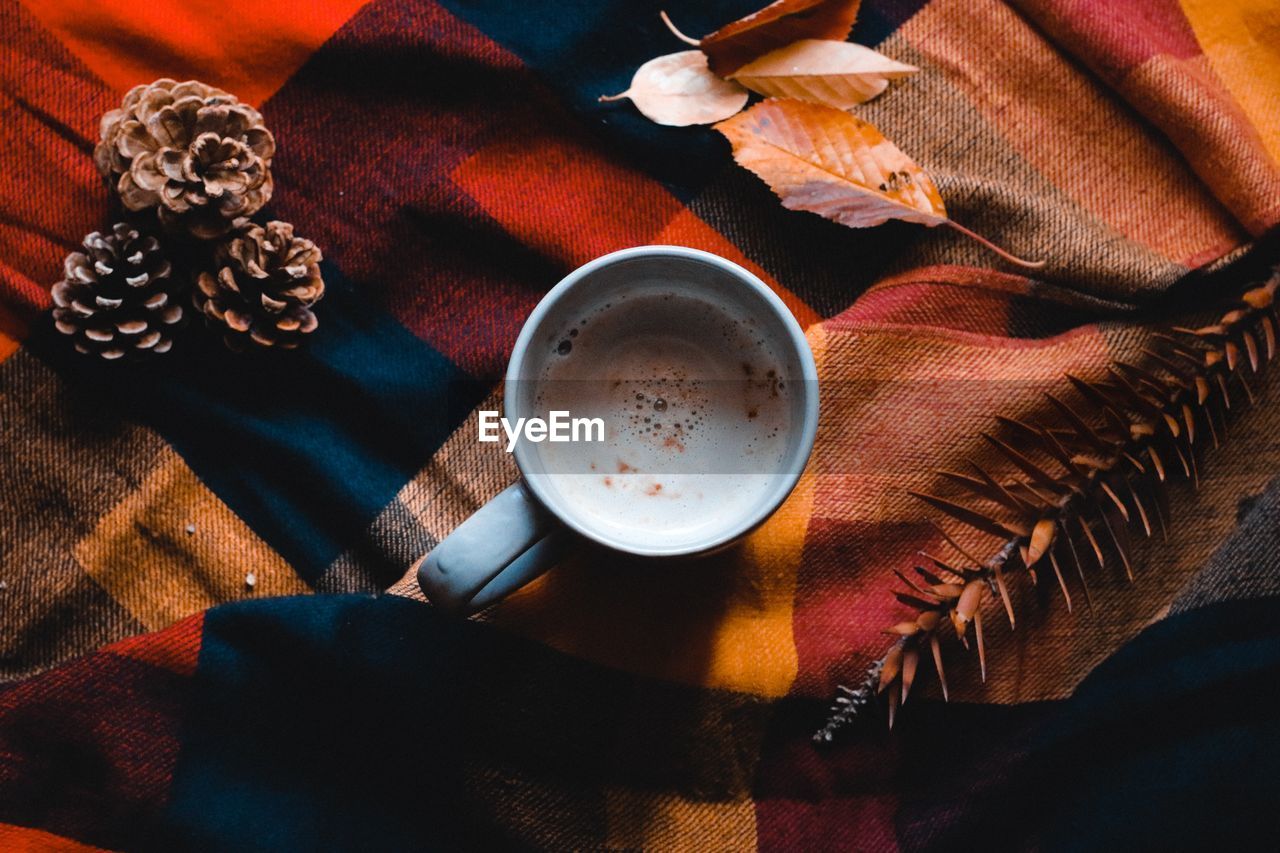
[818,266,1280,738]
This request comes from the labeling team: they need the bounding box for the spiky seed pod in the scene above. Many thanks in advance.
[819,265,1280,738]
[94,78,275,240]
[193,221,324,351]
[51,223,186,359]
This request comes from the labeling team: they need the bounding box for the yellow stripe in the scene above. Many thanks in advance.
[1180,0,1280,165]
[75,449,309,630]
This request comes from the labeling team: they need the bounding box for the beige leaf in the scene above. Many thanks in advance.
[600,51,748,127]
[729,39,917,109]
[714,98,1044,267]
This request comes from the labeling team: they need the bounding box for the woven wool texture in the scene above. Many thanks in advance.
[1,0,1279,848]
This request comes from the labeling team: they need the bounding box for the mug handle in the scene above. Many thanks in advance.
[416,482,568,614]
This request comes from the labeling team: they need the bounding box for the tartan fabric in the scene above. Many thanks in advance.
[2,0,1280,848]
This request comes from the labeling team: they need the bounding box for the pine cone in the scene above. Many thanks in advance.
[194,221,324,350]
[94,79,275,240]
[51,223,186,359]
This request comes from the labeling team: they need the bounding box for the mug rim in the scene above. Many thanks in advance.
[504,245,819,557]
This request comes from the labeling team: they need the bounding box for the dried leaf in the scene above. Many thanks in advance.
[1077,516,1107,571]
[930,634,948,701]
[910,491,1030,539]
[662,0,863,77]
[600,51,748,126]
[1243,329,1261,372]
[1225,339,1240,372]
[880,641,904,693]
[901,644,919,703]
[1125,478,1153,538]
[895,591,940,611]
[1048,548,1073,611]
[1195,375,1212,406]
[913,563,947,586]
[1097,506,1134,581]
[992,564,1016,628]
[894,568,935,597]
[929,519,983,566]
[937,466,1029,516]
[918,551,965,580]
[1238,371,1257,406]
[714,99,1044,267]
[980,433,1065,494]
[1026,517,1056,567]
[1098,480,1130,521]
[916,610,942,632]
[929,582,965,600]
[956,581,984,623]
[974,609,987,682]
[729,39,917,109]
[1043,392,1111,454]
[1059,523,1094,609]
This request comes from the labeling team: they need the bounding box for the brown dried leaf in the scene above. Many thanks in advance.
[895,591,940,611]
[1048,548,1073,611]
[880,641,904,693]
[928,519,983,566]
[1225,339,1240,372]
[937,467,1030,516]
[910,491,1030,539]
[1243,329,1260,372]
[913,565,946,587]
[1147,444,1167,481]
[1026,517,1056,567]
[980,433,1065,494]
[930,634,949,701]
[1043,392,1111,454]
[1097,506,1134,581]
[1126,478,1153,538]
[930,582,965,600]
[956,581,984,622]
[714,99,1043,266]
[992,564,1016,628]
[1098,480,1130,521]
[1059,523,1094,609]
[600,51,748,126]
[1077,516,1107,571]
[730,39,917,109]
[901,644,920,703]
[973,609,987,682]
[663,0,863,77]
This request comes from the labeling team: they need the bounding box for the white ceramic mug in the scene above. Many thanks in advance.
[417,246,819,613]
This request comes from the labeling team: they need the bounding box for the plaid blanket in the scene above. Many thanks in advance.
[2,0,1279,849]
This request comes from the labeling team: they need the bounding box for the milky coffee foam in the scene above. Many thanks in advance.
[524,285,794,550]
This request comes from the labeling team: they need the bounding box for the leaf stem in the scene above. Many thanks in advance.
[660,10,702,46]
[943,220,1047,270]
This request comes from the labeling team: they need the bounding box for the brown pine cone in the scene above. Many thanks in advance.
[194,221,324,351]
[94,79,275,240]
[51,223,186,359]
